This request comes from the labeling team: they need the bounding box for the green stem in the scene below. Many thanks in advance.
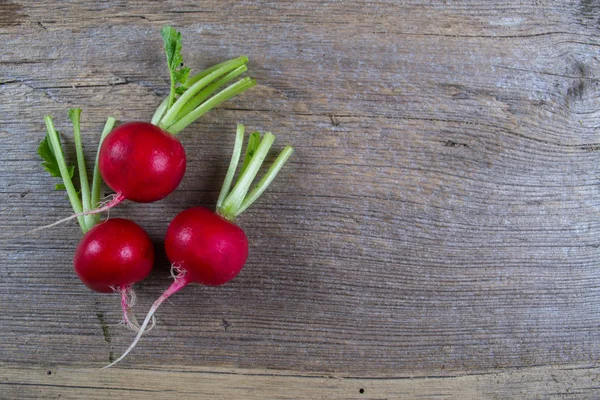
[167,69,176,111]
[166,77,256,135]
[234,146,294,218]
[91,117,116,224]
[69,109,93,230]
[182,56,248,90]
[44,116,86,232]
[175,65,248,122]
[159,56,249,129]
[218,132,275,219]
[239,131,261,177]
[216,124,245,209]
[151,97,169,125]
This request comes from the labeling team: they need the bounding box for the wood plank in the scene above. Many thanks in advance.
[2,363,600,400]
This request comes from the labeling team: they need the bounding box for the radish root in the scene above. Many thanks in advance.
[118,286,139,330]
[114,286,156,333]
[102,265,191,369]
[18,193,125,237]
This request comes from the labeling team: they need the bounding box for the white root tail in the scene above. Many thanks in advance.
[115,286,156,333]
[102,266,190,369]
[17,193,125,238]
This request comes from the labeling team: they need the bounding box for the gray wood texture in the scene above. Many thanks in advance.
[2,0,600,398]
[3,363,600,400]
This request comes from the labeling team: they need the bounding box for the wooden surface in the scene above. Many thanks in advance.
[2,0,600,398]
[3,363,600,400]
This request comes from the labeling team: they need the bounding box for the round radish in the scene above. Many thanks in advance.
[99,122,186,203]
[165,207,248,286]
[105,124,294,368]
[74,218,154,293]
[74,218,154,331]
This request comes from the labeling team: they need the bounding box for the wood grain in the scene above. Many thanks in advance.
[2,0,600,397]
[3,363,600,400]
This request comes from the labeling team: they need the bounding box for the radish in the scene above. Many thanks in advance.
[94,26,255,208]
[98,122,186,203]
[74,218,154,294]
[105,124,294,367]
[39,110,154,331]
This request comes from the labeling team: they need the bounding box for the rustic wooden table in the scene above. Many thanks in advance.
[2,1,600,398]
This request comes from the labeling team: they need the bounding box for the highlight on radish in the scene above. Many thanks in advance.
[105,124,294,368]
[39,110,154,331]
[96,26,256,208]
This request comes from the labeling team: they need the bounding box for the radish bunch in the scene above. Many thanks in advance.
[105,124,293,368]
[35,26,295,368]
[37,26,255,330]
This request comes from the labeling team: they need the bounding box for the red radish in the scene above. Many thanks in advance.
[39,111,155,331]
[165,207,249,286]
[74,218,154,330]
[105,124,294,367]
[74,218,154,293]
[98,122,186,203]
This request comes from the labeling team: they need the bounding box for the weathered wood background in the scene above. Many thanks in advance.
[2,0,600,398]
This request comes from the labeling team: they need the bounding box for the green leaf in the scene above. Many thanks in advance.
[161,26,191,103]
[38,132,76,191]
[38,135,60,177]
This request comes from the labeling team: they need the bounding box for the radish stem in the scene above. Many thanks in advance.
[235,146,294,218]
[69,109,96,231]
[217,126,294,220]
[44,116,86,231]
[91,116,116,224]
[69,110,90,211]
[219,132,275,219]
[217,124,245,209]
[151,98,169,125]
[166,77,256,135]
[159,56,249,129]
[239,131,261,177]
[181,58,240,89]
[33,115,118,235]
[175,65,248,121]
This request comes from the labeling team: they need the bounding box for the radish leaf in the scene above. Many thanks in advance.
[161,26,190,107]
[38,133,75,191]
